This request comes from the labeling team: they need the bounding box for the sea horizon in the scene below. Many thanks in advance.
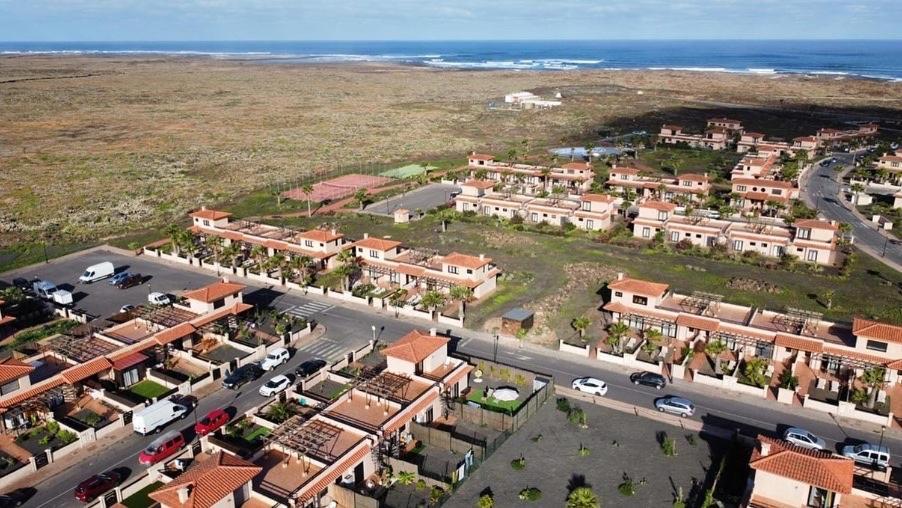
[3,39,902,80]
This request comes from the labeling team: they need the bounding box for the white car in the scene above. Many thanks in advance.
[148,292,172,306]
[783,427,826,451]
[259,375,291,397]
[261,348,290,371]
[571,377,608,396]
[654,396,695,418]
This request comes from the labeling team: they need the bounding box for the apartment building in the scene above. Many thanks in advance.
[352,234,499,299]
[658,124,731,150]
[631,202,839,265]
[792,136,820,157]
[730,154,780,180]
[731,177,800,216]
[606,166,710,203]
[706,117,744,133]
[455,179,614,231]
[816,123,879,146]
[466,153,594,194]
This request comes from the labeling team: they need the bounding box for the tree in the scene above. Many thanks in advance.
[266,402,293,423]
[220,243,240,269]
[302,184,314,217]
[388,289,408,317]
[334,249,361,291]
[642,328,663,355]
[860,367,886,409]
[0,287,26,305]
[288,255,314,284]
[437,208,460,233]
[420,290,447,316]
[449,285,473,322]
[249,245,267,273]
[166,224,187,255]
[207,235,224,264]
[566,487,600,508]
[354,189,368,210]
[822,289,835,310]
[742,358,769,388]
[571,315,591,339]
[606,322,630,354]
[476,494,495,508]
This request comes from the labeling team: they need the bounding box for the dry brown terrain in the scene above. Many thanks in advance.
[2,55,902,244]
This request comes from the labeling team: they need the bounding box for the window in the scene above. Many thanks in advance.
[448,266,459,274]
[797,228,811,240]
[467,269,473,275]
[732,240,744,251]
[632,295,648,305]
[305,240,314,248]
[866,340,888,353]
[807,486,835,508]
[614,291,623,298]
[531,213,538,222]
[682,181,692,187]
[771,189,782,195]
[736,185,747,192]
[581,201,591,211]
[657,211,669,221]
[369,249,379,258]
[642,227,651,238]
[661,322,677,338]
[202,219,210,227]
[670,231,680,242]
[586,220,594,229]
[806,250,818,262]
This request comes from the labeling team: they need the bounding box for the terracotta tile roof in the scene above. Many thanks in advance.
[879,155,902,163]
[182,281,246,303]
[60,357,112,384]
[774,333,823,353]
[0,315,11,327]
[190,209,232,221]
[299,229,343,242]
[189,302,253,329]
[602,301,630,314]
[581,193,615,203]
[462,179,496,190]
[149,451,261,508]
[852,318,902,344]
[678,173,709,182]
[297,445,371,502]
[155,323,198,346]
[750,435,853,494]
[355,237,402,251]
[794,219,838,231]
[719,323,775,342]
[384,392,439,434]
[661,124,683,131]
[561,162,592,170]
[640,201,677,212]
[607,277,669,297]
[610,166,640,175]
[112,352,149,371]
[442,364,473,388]
[441,252,491,270]
[743,132,766,138]
[675,314,720,332]
[382,330,448,364]
[0,378,64,409]
[0,357,34,385]
[469,153,494,160]
[742,191,789,203]
[794,136,818,143]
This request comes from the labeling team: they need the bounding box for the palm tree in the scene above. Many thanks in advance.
[606,322,630,354]
[566,487,600,508]
[166,224,186,255]
[860,367,886,409]
[571,315,591,339]
[220,243,240,269]
[539,166,552,193]
[420,290,447,316]
[287,255,314,284]
[266,402,293,423]
[706,340,729,375]
[822,289,835,309]
[335,249,361,291]
[249,245,267,273]
[449,285,472,322]
[207,235,224,264]
[642,328,663,355]
[388,289,408,317]
[301,184,314,217]
[354,189,368,210]
[0,287,26,305]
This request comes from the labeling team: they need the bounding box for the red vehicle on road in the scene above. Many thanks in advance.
[138,430,185,465]
[194,408,230,436]
[74,470,122,502]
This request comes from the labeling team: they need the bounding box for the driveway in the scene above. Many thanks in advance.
[800,154,902,271]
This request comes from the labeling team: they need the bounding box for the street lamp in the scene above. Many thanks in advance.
[493,333,499,363]
[875,425,886,472]
[371,325,377,343]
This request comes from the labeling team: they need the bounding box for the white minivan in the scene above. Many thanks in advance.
[79,262,115,283]
[841,443,890,469]
[132,399,189,435]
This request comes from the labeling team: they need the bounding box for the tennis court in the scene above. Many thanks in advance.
[379,164,435,179]
[282,174,392,202]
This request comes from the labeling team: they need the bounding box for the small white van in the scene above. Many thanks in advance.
[132,399,189,435]
[841,443,890,469]
[32,280,57,299]
[51,290,73,306]
[79,262,115,283]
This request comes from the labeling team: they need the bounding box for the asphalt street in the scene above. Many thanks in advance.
[365,183,460,216]
[801,153,902,269]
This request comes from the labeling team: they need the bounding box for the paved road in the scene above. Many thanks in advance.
[801,154,902,270]
[365,183,459,216]
[12,253,902,507]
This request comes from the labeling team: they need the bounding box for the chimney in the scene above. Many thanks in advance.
[429,327,437,336]
[616,272,625,281]
[478,254,485,261]
[363,233,369,239]
[759,440,771,456]
[331,228,337,235]
[177,486,192,504]
[201,206,207,211]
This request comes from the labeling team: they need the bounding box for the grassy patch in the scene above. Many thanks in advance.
[120,481,163,508]
[2,319,79,352]
[128,380,169,400]
[242,425,270,444]
[637,146,742,181]
[314,270,344,290]
[466,389,523,413]
[0,241,96,273]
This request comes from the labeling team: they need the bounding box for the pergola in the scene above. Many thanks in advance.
[48,335,117,363]
[360,372,413,404]
[679,291,723,317]
[773,307,823,336]
[709,330,774,359]
[134,306,196,329]
[267,415,345,463]
[2,384,74,425]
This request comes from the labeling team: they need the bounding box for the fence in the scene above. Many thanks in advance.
[328,483,380,508]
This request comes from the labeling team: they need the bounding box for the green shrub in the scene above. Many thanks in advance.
[518,487,542,501]
[661,435,677,457]
[416,479,427,490]
[58,430,77,445]
[477,494,494,508]
[556,397,571,413]
[568,406,587,428]
[577,444,590,457]
[510,456,526,470]
[618,477,636,496]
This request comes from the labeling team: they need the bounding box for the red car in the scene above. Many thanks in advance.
[74,470,121,502]
[194,408,230,436]
[138,430,185,465]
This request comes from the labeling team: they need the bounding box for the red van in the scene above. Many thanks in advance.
[194,408,229,437]
[138,430,185,465]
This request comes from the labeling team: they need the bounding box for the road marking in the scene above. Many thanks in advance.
[282,301,333,319]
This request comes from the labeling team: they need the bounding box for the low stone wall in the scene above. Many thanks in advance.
[437,313,464,328]
[558,340,591,358]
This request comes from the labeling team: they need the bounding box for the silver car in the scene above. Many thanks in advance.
[782,427,826,451]
[654,396,695,417]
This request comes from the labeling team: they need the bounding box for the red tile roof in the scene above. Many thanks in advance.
[794,219,837,231]
[610,166,640,175]
[384,392,438,434]
[581,194,615,203]
[182,281,246,303]
[60,357,112,384]
[299,229,343,242]
[852,317,902,344]
[355,237,402,251]
[441,252,491,270]
[675,314,720,332]
[678,173,709,182]
[382,330,448,364]
[155,323,198,346]
[732,178,796,189]
[607,277,669,297]
[149,451,261,508]
[469,153,494,161]
[774,334,823,353]
[462,179,496,190]
[112,352,149,371]
[641,201,677,212]
[190,209,232,221]
[0,378,64,409]
[561,162,592,171]
[0,357,34,385]
[750,436,853,494]
[297,445,371,502]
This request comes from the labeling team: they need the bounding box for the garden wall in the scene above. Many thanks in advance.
[558,340,591,358]
[437,314,464,328]
[329,483,380,508]
[410,422,486,460]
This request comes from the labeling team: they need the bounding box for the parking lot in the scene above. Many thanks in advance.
[365,183,460,216]
[1,249,219,319]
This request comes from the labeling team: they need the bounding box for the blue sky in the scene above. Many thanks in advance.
[0,0,900,41]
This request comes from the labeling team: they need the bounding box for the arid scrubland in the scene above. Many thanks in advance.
[1,55,901,244]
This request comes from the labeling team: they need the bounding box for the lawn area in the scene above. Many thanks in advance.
[128,380,170,400]
[120,481,163,508]
[313,270,344,290]
[637,146,742,181]
[243,425,270,444]
[466,389,523,413]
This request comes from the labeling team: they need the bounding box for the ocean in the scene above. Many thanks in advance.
[2,40,901,80]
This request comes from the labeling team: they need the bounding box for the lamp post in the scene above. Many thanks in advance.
[493,333,499,363]
[876,425,886,473]
[371,325,377,344]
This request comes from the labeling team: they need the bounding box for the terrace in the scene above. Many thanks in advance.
[325,389,402,432]
[193,342,248,365]
[98,319,158,345]
[267,415,366,464]
[254,450,324,504]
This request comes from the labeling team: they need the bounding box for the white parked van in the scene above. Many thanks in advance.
[52,290,73,306]
[32,280,58,299]
[79,262,115,283]
[132,399,189,435]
